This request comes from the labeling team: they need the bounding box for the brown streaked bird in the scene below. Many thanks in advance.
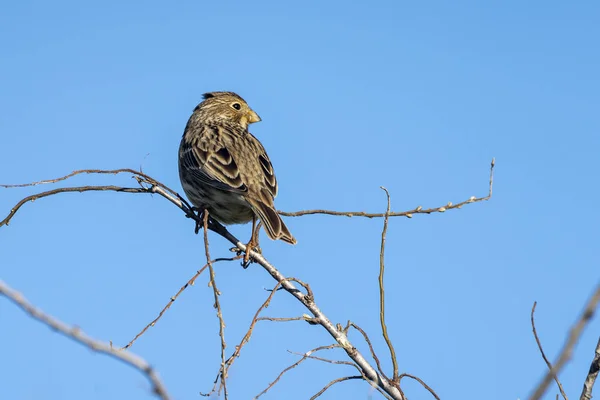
[178,91,296,251]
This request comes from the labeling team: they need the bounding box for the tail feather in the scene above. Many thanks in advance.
[248,199,297,245]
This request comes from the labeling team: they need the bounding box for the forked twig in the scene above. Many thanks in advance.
[0,279,171,400]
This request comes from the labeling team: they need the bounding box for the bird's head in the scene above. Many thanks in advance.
[194,91,261,130]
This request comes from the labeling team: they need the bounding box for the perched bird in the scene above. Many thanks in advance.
[178,91,296,250]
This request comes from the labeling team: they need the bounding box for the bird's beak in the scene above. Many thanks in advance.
[247,110,261,124]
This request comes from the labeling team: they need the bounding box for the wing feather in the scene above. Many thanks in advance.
[248,133,278,199]
[179,124,248,193]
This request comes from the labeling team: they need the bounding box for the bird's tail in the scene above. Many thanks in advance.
[248,199,297,245]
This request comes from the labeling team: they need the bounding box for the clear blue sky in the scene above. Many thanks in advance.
[1,1,599,399]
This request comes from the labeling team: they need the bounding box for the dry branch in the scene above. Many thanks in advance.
[202,212,228,399]
[1,161,494,399]
[256,316,305,322]
[122,256,241,350]
[279,158,494,219]
[310,375,363,399]
[348,322,389,382]
[530,283,600,400]
[254,344,341,399]
[531,302,568,400]
[203,281,283,398]
[580,337,600,400]
[283,348,393,400]
[0,279,171,400]
[398,373,440,400]
[378,187,399,383]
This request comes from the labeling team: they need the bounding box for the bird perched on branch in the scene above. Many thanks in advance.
[178,91,296,256]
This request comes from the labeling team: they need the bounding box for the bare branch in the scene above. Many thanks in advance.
[0,279,171,400]
[1,165,492,400]
[1,168,144,188]
[349,322,388,381]
[530,283,600,400]
[254,345,340,399]
[203,212,228,399]
[256,316,306,322]
[531,302,568,400]
[287,349,355,366]
[310,376,363,400]
[279,158,495,219]
[287,348,394,400]
[580,337,600,400]
[221,281,282,382]
[0,185,149,228]
[122,256,241,350]
[379,187,399,382]
[398,373,440,400]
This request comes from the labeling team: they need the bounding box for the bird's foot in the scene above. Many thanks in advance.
[241,241,262,269]
[190,207,205,234]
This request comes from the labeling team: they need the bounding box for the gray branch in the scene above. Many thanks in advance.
[0,279,171,400]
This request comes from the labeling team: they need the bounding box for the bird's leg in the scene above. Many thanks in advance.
[243,215,259,267]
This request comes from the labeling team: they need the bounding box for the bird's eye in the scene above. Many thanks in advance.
[232,103,241,110]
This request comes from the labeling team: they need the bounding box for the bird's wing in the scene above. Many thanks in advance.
[179,125,248,193]
[249,132,278,199]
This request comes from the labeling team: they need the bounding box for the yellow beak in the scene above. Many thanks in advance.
[247,110,261,124]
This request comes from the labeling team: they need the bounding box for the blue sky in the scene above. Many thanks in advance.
[1,1,599,399]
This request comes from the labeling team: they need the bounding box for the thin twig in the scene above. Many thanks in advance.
[398,373,440,400]
[201,281,285,398]
[287,349,353,366]
[349,322,388,382]
[0,186,149,228]
[279,158,495,219]
[284,277,314,300]
[0,168,178,196]
[256,316,305,322]
[223,282,282,380]
[254,345,339,399]
[0,279,171,400]
[0,168,141,188]
[580,337,600,400]
[310,376,363,400]
[122,257,241,350]
[531,302,568,400]
[530,283,600,400]
[379,187,399,383]
[203,212,228,399]
[287,348,394,400]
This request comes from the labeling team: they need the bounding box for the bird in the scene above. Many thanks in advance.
[178,91,296,255]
